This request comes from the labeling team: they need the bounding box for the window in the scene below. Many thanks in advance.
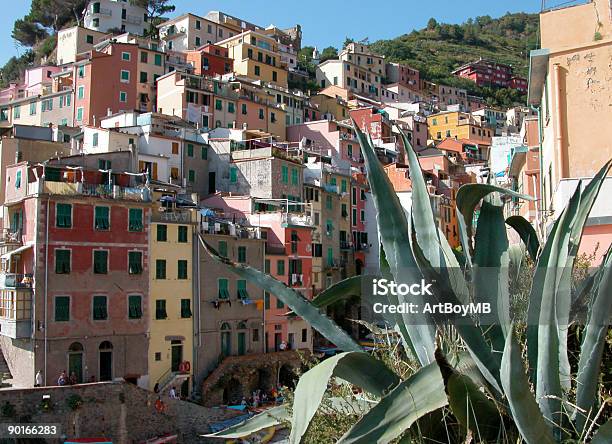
[140,71,148,83]
[264,292,270,309]
[55,296,70,322]
[276,296,285,309]
[218,278,229,299]
[272,71,277,82]
[195,36,201,46]
[92,133,99,147]
[78,65,85,78]
[55,249,71,274]
[215,99,222,110]
[178,226,188,243]
[155,352,161,361]
[291,168,298,185]
[195,19,201,29]
[155,300,167,319]
[155,259,166,279]
[277,260,285,275]
[93,296,108,320]
[361,210,365,222]
[13,106,20,119]
[76,107,84,121]
[281,165,288,183]
[265,259,270,273]
[218,240,227,257]
[56,203,72,228]
[119,91,127,102]
[352,208,357,226]
[29,102,36,115]
[188,169,195,182]
[128,251,143,274]
[15,171,21,189]
[254,65,260,76]
[228,102,235,113]
[128,295,142,319]
[86,34,94,44]
[93,18,99,27]
[140,51,148,63]
[201,146,208,159]
[326,195,332,209]
[237,280,249,299]
[341,203,348,218]
[120,70,130,82]
[77,86,85,99]
[128,208,143,231]
[187,143,194,157]
[241,103,247,114]
[229,166,237,183]
[301,328,307,342]
[237,246,247,263]
[177,260,188,279]
[93,250,108,274]
[157,224,167,241]
[154,54,162,66]
[122,52,131,61]
[180,299,192,318]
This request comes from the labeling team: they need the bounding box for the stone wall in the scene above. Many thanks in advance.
[0,381,240,443]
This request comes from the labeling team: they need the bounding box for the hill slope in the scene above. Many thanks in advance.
[369,12,540,106]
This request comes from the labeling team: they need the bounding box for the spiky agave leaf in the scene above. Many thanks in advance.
[201,405,289,439]
[337,363,447,443]
[506,215,540,261]
[289,351,400,444]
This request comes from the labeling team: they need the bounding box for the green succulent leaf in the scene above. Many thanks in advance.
[337,363,447,444]
[506,215,540,261]
[311,275,367,308]
[202,405,289,439]
[354,120,435,366]
[501,324,556,444]
[574,244,612,434]
[591,418,612,444]
[199,236,362,353]
[290,351,400,443]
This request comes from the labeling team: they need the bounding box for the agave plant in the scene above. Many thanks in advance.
[202,123,612,443]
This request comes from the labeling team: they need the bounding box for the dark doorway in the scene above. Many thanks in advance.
[279,364,297,389]
[68,342,84,383]
[99,341,113,381]
[222,377,242,405]
[180,378,189,398]
[208,171,216,194]
[274,333,282,351]
[355,259,364,276]
[171,340,183,372]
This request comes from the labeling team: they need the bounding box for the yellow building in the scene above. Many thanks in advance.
[310,93,350,121]
[427,111,493,144]
[218,30,288,87]
[148,189,197,396]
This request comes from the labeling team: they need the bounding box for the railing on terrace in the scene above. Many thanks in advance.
[282,212,313,227]
[40,181,151,202]
[200,218,262,239]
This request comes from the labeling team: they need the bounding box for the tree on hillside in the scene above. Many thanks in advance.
[427,18,438,30]
[319,46,338,63]
[133,0,176,37]
[342,37,354,49]
[12,19,48,47]
[0,52,36,87]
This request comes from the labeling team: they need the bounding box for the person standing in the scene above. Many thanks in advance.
[57,370,67,386]
[35,370,43,387]
[168,386,178,399]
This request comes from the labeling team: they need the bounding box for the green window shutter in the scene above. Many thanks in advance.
[188,170,195,182]
[55,296,70,322]
[177,260,188,279]
[218,278,229,299]
[291,168,298,185]
[276,297,285,309]
[228,102,235,113]
[157,224,167,241]
[128,295,142,319]
[94,206,109,230]
[55,249,71,274]
[140,71,148,83]
[201,146,208,159]
[218,241,227,258]
[281,165,288,183]
[237,279,249,299]
[326,195,332,209]
[341,179,347,193]
[180,299,192,318]
[277,260,285,275]
[15,171,21,189]
[230,166,237,183]
[93,296,107,320]
[155,300,167,319]
[128,208,143,231]
[154,54,162,66]
[177,226,188,243]
[155,259,166,279]
[93,250,108,274]
[264,292,270,309]
[237,246,246,263]
[187,143,194,157]
[327,247,333,267]
[215,99,222,110]
[128,251,143,274]
[264,259,270,273]
[56,203,72,228]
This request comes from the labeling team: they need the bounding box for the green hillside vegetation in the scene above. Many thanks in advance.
[369,12,540,106]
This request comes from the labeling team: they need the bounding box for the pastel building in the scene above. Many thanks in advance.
[56,26,109,66]
[157,13,235,53]
[185,44,233,77]
[84,0,149,36]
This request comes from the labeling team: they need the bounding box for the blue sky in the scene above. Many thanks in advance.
[0,0,541,65]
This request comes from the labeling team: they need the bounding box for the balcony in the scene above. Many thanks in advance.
[0,273,33,289]
[0,229,22,257]
[340,241,352,250]
[152,209,194,224]
[38,181,151,202]
[289,273,304,286]
[282,212,313,227]
[0,288,32,339]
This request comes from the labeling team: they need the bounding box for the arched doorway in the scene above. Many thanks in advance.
[68,342,84,383]
[99,341,113,381]
[222,377,242,405]
[278,364,297,389]
[220,322,232,357]
[237,321,247,355]
[171,340,183,372]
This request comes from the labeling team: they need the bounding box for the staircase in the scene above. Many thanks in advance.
[157,368,190,395]
[0,344,12,380]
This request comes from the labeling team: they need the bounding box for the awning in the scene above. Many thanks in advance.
[1,244,32,261]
